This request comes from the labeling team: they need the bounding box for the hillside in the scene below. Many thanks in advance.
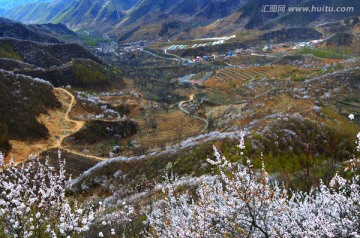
[0,18,126,153]
[0,36,124,91]
[0,70,60,154]
[3,0,360,42]
[16,58,124,89]
[0,37,103,67]
[0,1,359,237]
[260,0,360,30]
[0,17,65,43]
[0,18,126,91]
[112,0,246,41]
[4,0,140,31]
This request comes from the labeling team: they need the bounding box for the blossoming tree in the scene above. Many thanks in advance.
[147,132,360,237]
[0,149,101,238]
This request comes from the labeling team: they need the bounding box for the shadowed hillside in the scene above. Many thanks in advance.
[0,70,60,153]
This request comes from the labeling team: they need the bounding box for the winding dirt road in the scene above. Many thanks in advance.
[49,88,108,161]
[8,88,108,162]
[55,88,85,146]
[179,94,208,132]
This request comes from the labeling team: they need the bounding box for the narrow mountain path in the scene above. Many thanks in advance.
[140,48,178,61]
[45,88,108,161]
[179,94,208,132]
[54,88,85,146]
[8,88,108,162]
[61,148,108,161]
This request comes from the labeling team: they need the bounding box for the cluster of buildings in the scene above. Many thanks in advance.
[94,40,157,55]
[166,35,236,51]
[166,41,225,51]
[292,39,324,49]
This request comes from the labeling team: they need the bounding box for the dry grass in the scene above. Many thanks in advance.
[172,88,198,98]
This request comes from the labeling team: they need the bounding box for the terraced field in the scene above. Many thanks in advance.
[263,94,315,116]
[350,35,360,55]
[204,66,311,89]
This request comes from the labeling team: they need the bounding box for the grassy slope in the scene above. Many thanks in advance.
[0,44,21,60]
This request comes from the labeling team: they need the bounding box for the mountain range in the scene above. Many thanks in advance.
[3,0,359,42]
[3,0,139,30]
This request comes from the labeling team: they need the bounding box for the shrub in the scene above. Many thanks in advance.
[0,149,134,237]
[73,62,109,86]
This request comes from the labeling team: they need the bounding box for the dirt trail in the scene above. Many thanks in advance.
[163,49,185,60]
[38,88,109,161]
[7,88,92,161]
[179,94,208,132]
[37,88,110,161]
[55,88,85,146]
[61,148,107,161]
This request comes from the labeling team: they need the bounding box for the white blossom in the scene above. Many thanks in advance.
[0,150,103,237]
